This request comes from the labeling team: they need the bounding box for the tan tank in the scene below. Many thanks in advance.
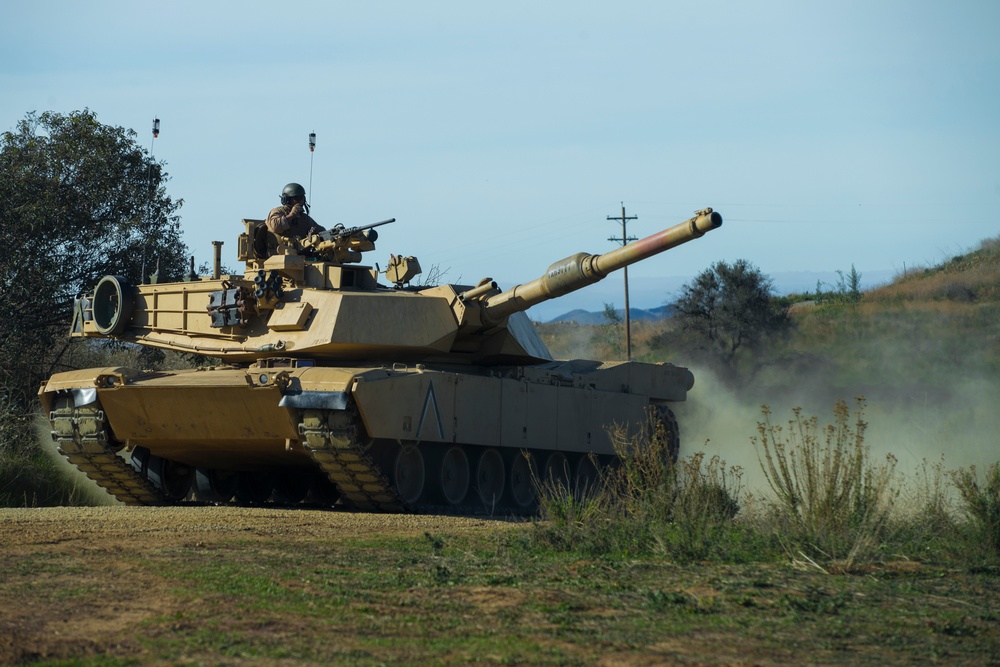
[39,208,722,513]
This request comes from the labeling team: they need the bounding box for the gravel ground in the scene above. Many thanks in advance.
[0,505,515,545]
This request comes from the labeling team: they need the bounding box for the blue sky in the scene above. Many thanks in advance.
[3,0,998,320]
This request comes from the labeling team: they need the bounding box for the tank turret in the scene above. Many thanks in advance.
[41,205,723,515]
[71,209,721,364]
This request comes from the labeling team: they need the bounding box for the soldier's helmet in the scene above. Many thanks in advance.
[280,182,307,206]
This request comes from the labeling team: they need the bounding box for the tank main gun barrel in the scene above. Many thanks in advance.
[480,208,722,326]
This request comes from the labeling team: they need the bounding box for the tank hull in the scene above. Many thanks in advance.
[40,359,691,513]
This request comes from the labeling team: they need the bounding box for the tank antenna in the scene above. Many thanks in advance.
[308,131,316,209]
[142,117,161,285]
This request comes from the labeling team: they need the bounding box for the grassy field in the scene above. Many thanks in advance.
[1,507,998,666]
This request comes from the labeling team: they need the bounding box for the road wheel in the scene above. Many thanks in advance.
[439,445,470,507]
[474,448,505,511]
[146,455,193,502]
[394,444,426,506]
[573,454,601,499]
[543,452,571,491]
[506,449,537,513]
[236,472,273,504]
[195,468,237,503]
[273,471,311,504]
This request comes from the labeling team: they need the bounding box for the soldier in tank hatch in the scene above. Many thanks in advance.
[266,182,325,237]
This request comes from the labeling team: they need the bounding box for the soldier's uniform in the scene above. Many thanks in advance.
[265,205,324,238]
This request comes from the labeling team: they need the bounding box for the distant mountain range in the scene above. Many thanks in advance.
[546,305,676,325]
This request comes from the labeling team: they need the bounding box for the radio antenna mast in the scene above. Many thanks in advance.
[142,118,161,284]
[308,131,316,207]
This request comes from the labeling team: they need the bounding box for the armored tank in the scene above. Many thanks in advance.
[39,208,722,513]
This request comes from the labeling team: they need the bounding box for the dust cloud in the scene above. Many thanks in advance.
[674,361,1000,497]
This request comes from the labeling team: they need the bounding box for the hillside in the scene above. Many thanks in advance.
[866,234,1000,303]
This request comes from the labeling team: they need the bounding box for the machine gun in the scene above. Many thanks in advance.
[296,218,396,264]
[326,218,396,242]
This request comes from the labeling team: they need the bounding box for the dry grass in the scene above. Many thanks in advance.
[868,268,1000,302]
[867,235,1000,303]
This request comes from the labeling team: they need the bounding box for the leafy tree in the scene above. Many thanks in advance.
[0,110,188,406]
[601,302,624,358]
[672,259,790,365]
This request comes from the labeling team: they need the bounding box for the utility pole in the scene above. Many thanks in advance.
[607,202,638,360]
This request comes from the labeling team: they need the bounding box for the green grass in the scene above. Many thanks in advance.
[13,519,1000,666]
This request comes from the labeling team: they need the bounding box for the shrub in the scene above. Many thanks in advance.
[533,414,748,563]
[950,462,1000,560]
[752,399,898,568]
[647,452,746,562]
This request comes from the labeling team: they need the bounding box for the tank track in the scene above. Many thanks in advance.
[49,395,164,505]
[298,407,407,512]
[48,395,626,514]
